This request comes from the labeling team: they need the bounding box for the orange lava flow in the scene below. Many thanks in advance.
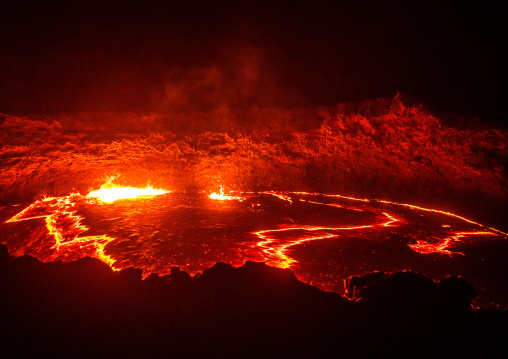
[251,192,402,268]
[5,195,117,267]
[250,192,506,269]
[209,186,243,201]
[260,191,293,203]
[5,183,170,267]
[87,183,169,203]
[408,231,499,256]
[321,193,508,237]
[3,189,506,278]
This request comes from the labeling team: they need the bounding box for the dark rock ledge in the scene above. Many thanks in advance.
[0,244,506,358]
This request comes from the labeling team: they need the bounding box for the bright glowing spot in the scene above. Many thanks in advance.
[87,184,169,203]
[209,186,243,201]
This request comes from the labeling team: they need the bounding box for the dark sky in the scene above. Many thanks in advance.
[0,0,505,124]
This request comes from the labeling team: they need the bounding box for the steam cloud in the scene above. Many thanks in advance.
[159,43,295,114]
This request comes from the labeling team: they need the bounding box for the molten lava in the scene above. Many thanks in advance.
[2,188,507,309]
[209,186,243,201]
[5,194,116,267]
[87,184,170,203]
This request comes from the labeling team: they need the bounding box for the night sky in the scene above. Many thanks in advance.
[0,0,505,124]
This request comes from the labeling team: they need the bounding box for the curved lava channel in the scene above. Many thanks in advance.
[2,188,507,308]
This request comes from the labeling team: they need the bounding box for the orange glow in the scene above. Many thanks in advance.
[247,191,506,268]
[408,231,498,256]
[251,193,402,268]
[6,195,117,267]
[321,193,508,237]
[3,190,506,280]
[261,191,293,203]
[87,184,169,203]
[209,186,243,201]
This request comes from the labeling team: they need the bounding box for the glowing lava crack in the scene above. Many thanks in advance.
[5,195,117,267]
[4,184,170,268]
[2,188,507,281]
[252,202,400,268]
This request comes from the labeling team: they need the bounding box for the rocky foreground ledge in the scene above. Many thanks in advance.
[0,244,506,358]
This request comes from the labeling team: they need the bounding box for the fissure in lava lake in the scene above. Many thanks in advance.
[2,185,507,309]
[1,99,507,309]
